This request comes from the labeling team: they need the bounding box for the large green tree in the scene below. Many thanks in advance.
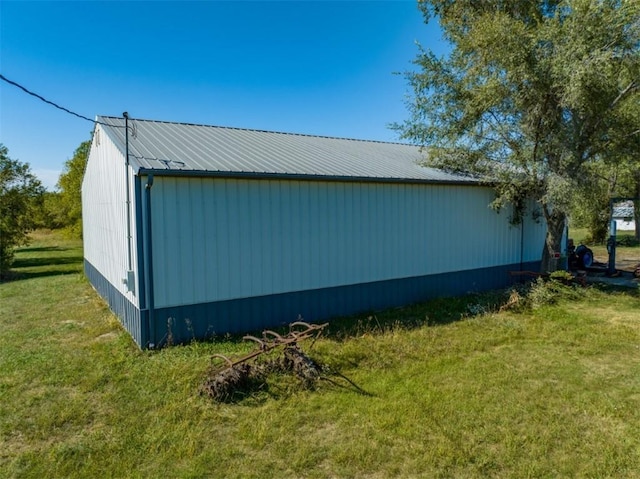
[397,0,639,271]
[57,140,90,238]
[624,102,640,242]
[0,144,44,277]
[569,161,615,244]
[32,191,66,231]
[571,88,640,243]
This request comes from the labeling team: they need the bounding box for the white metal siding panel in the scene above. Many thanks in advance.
[82,125,140,307]
[150,177,546,309]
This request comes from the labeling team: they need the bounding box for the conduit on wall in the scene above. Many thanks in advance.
[123,112,134,292]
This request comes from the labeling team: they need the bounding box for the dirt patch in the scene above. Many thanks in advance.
[585,272,639,289]
[94,331,119,341]
[616,258,640,272]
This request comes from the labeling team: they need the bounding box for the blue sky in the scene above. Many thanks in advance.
[1,1,446,190]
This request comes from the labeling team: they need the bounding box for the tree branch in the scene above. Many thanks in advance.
[623,128,640,139]
[579,80,639,151]
[486,110,522,153]
[610,81,639,111]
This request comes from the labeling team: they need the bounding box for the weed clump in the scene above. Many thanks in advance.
[528,276,585,308]
[500,274,586,312]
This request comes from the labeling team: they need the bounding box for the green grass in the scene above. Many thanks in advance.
[569,226,637,245]
[2,230,640,478]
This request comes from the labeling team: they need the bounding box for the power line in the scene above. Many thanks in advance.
[0,73,124,128]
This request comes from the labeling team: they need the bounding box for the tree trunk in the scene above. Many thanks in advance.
[540,209,567,273]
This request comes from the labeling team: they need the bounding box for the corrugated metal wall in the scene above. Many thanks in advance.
[82,125,140,307]
[149,176,546,309]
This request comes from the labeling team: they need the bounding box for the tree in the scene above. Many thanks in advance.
[57,140,91,238]
[570,157,636,244]
[397,0,640,272]
[32,191,66,231]
[570,94,640,243]
[570,161,616,244]
[621,102,640,241]
[0,144,44,277]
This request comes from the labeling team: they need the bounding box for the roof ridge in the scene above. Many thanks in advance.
[95,115,412,146]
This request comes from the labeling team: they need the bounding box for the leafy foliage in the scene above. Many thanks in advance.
[0,144,44,277]
[56,140,91,238]
[570,96,640,243]
[525,275,584,308]
[32,191,67,230]
[570,160,634,243]
[397,0,640,271]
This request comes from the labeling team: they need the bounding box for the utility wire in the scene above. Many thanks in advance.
[0,73,124,128]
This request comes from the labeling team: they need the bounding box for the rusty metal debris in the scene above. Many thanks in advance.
[210,321,328,370]
[200,321,328,402]
[200,362,262,403]
[283,343,323,388]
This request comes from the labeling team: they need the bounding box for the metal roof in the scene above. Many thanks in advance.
[96,115,480,184]
[613,203,635,218]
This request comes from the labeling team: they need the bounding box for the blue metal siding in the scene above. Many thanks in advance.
[134,175,147,310]
[150,177,546,310]
[151,260,540,346]
[85,259,147,347]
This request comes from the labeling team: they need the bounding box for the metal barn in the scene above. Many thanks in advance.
[82,116,546,348]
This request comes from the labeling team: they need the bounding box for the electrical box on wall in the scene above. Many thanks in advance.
[123,270,135,294]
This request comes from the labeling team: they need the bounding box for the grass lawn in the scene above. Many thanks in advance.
[1,230,640,478]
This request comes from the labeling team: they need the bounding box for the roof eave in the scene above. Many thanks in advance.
[136,167,485,186]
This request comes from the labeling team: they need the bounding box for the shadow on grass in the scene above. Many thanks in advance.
[12,256,83,269]
[5,268,82,281]
[324,290,511,341]
[589,281,640,296]
[3,252,83,283]
[153,277,640,351]
[322,281,639,341]
[188,289,515,349]
[16,246,72,253]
